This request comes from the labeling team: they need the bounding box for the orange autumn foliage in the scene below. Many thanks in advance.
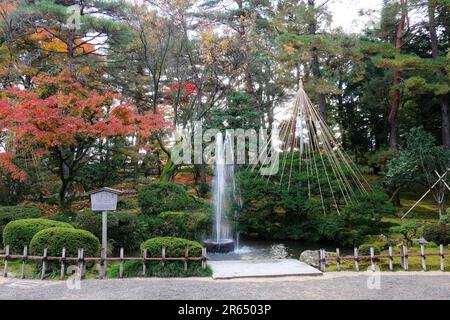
[0,71,171,180]
[30,28,96,56]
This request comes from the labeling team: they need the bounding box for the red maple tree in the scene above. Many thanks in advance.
[0,71,169,208]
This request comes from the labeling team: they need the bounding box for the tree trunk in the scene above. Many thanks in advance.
[428,2,450,148]
[388,0,406,151]
[160,157,176,182]
[236,0,260,122]
[59,163,75,211]
[308,0,327,123]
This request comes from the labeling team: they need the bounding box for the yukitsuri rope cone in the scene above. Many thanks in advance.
[249,80,371,215]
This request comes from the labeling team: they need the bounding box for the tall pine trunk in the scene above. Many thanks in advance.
[308,0,327,123]
[428,2,450,148]
[388,0,406,150]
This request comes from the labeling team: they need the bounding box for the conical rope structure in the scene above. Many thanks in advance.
[249,80,372,215]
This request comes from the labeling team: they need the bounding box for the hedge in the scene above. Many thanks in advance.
[74,210,146,253]
[30,227,100,258]
[3,219,73,253]
[138,182,199,215]
[0,206,41,241]
[141,237,203,258]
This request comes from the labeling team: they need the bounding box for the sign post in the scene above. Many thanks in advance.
[88,187,122,278]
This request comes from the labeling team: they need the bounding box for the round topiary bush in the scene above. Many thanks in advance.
[30,227,100,257]
[423,222,450,245]
[3,219,73,253]
[0,206,41,241]
[141,237,203,257]
[138,183,198,215]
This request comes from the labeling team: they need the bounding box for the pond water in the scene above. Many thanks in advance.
[208,237,351,261]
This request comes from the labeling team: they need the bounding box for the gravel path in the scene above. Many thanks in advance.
[0,272,449,300]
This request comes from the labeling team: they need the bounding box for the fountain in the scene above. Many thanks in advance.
[203,132,237,253]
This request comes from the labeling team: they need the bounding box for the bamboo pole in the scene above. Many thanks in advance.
[401,169,450,219]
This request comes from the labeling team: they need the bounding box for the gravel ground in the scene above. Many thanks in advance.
[0,272,449,300]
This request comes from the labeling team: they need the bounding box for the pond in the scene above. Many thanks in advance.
[208,236,352,261]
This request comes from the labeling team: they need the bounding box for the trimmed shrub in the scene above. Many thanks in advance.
[423,223,450,245]
[441,215,450,224]
[141,237,203,258]
[3,219,73,253]
[358,240,388,256]
[30,227,100,258]
[158,210,211,240]
[138,183,199,215]
[0,206,41,240]
[74,210,146,253]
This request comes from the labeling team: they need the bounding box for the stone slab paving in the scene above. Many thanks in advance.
[208,259,322,279]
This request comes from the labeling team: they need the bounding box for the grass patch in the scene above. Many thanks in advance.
[106,261,212,278]
[0,258,212,279]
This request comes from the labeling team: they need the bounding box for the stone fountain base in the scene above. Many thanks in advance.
[203,239,235,253]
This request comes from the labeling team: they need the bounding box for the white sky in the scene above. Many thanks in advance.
[329,0,384,33]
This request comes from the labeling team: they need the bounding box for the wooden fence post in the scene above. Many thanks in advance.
[119,248,124,279]
[184,248,189,271]
[354,247,359,272]
[60,248,66,280]
[202,248,207,269]
[440,244,445,272]
[336,248,341,272]
[100,247,106,280]
[142,249,147,277]
[21,246,28,279]
[400,246,404,269]
[79,248,85,279]
[161,247,166,267]
[3,245,9,277]
[370,247,375,272]
[320,249,326,272]
[41,248,48,280]
[388,246,394,272]
[420,244,426,272]
[403,246,408,271]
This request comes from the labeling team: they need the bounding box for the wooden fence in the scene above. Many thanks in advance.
[0,245,208,280]
[317,244,449,272]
